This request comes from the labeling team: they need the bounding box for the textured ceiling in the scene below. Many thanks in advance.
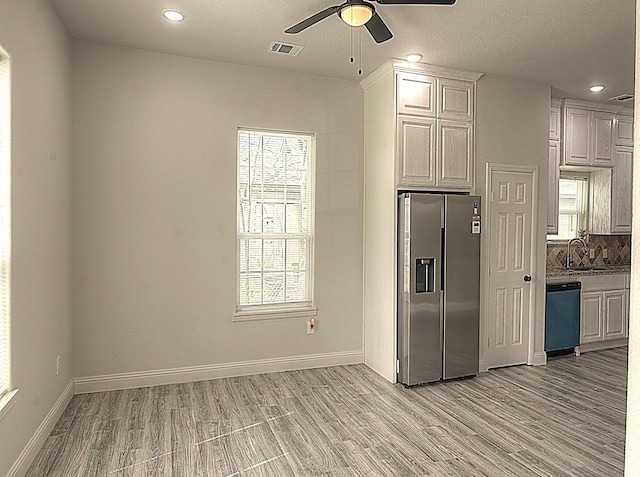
[51,0,636,103]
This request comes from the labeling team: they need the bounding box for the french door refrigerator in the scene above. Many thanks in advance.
[397,192,481,386]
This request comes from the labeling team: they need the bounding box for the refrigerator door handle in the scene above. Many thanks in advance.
[440,227,445,291]
[440,288,445,377]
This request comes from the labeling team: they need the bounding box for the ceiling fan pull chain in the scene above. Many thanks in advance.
[349,23,354,63]
[358,27,363,75]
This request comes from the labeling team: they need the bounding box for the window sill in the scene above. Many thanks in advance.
[0,389,19,422]
[233,305,318,322]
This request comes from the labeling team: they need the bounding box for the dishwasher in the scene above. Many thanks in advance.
[545,281,581,355]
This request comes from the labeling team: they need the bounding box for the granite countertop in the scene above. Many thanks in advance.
[546,265,631,278]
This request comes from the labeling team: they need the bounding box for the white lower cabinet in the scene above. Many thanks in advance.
[580,292,603,343]
[579,274,628,346]
[603,290,627,340]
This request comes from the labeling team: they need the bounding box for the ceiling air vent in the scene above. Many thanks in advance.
[268,41,304,57]
[609,93,634,103]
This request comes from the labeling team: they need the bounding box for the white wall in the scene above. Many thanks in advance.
[0,0,73,475]
[71,41,364,385]
[624,3,640,471]
[475,74,550,369]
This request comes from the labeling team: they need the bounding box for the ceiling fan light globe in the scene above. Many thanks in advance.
[340,4,374,27]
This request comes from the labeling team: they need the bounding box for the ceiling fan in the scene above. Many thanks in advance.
[285,0,457,44]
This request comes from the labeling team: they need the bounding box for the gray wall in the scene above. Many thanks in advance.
[0,0,73,474]
[475,74,551,368]
[71,41,364,380]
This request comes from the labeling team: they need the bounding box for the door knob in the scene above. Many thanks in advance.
[523,275,532,282]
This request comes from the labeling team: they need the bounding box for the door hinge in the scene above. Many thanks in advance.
[396,359,400,374]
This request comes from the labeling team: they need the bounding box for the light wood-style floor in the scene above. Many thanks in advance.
[27,348,627,476]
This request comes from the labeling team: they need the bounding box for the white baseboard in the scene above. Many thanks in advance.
[579,338,628,353]
[478,358,487,373]
[531,351,547,366]
[8,380,74,477]
[74,350,364,394]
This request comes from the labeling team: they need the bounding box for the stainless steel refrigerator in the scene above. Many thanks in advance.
[397,193,481,386]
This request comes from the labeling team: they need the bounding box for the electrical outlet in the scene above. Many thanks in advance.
[603,248,608,259]
[307,319,315,334]
[590,248,595,259]
[56,356,60,376]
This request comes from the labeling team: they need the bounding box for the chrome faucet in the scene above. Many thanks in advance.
[566,238,588,269]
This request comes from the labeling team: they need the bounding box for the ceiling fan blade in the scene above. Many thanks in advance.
[365,11,393,43]
[285,6,341,34]
[373,0,456,4]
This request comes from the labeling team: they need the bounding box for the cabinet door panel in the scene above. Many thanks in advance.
[615,116,634,146]
[438,79,473,121]
[547,141,560,234]
[604,290,627,340]
[564,108,590,165]
[396,116,436,186]
[612,146,633,233]
[592,112,614,166]
[397,72,436,117]
[438,120,472,189]
[580,292,603,344]
[549,106,561,141]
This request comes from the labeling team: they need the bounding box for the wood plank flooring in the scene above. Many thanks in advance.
[26,348,627,476]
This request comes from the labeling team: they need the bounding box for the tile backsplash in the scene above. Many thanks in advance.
[546,234,631,270]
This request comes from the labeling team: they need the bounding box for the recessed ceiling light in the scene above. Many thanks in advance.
[405,53,423,63]
[589,85,605,93]
[163,9,185,22]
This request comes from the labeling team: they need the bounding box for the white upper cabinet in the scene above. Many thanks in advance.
[549,101,561,141]
[564,107,591,165]
[615,109,634,146]
[611,146,633,232]
[390,63,480,190]
[396,72,436,117]
[438,120,473,189]
[592,112,615,166]
[590,146,633,234]
[547,100,561,235]
[437,78,474,121]
[547,140,560,234]
[563,101,617,167]
[396,115,437,186]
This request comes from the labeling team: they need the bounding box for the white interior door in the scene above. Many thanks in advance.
[486,170,534,368]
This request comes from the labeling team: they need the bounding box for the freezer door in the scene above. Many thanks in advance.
[397,193,443,385]
[442,195,481,379]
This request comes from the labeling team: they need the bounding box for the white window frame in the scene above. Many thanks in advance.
[234,128,317,322]
[0,50,17,420]
[548,173,589,240]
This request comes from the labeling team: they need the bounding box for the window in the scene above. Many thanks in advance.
[0,52,11,403]
[235,129,316,320]
[551,174,589,240]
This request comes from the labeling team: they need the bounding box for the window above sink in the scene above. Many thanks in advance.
[547,173,590,241]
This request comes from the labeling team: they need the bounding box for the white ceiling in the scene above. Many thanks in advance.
[51,0,636,103]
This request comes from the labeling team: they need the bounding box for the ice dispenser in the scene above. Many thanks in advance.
[416,258,435,293]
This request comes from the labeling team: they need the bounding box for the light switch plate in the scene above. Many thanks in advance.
[603,248,608,259]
